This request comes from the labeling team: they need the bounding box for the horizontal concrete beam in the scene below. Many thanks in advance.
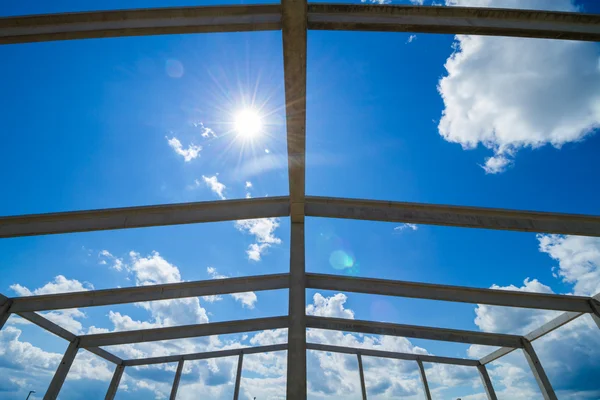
[306,273,596,313]
[0,5,281,44]
[0,196,289,238]
[9,273,289,312]
[124,343,288,366]
[305,196,600,236]
[307,4,600,41]
[307,343,479,367]
[79,316,288,347]
[307,316,523,348]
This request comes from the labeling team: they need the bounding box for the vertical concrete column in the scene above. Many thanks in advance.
[416,360,432,400]
[357,354,367,400]
[233,353,244,400]
[287,222,306,399]
[44,339,80,400]
[521,339,558,400]
[105,364,125,400]
[590,299,600,330]
[477,364,498,400]
[169,360,184,400]
[0,299,11,330]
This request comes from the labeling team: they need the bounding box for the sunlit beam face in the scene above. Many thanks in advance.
[234,109,263,138]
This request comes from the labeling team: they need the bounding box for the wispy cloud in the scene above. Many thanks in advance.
[166,136,201,162]
[201,175,226,200]
[394,223,418,232]
[406,34,417,44]
[235,218,282,261]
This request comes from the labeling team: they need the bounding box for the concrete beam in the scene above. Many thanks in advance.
[305,196,600,236]
[0,196,289,238]
[306,273,595,313]
[307,4,600,41]
[521,339,558,400]
[105,365,125,400]
[10,273,289,312]
[87,347,124,365]
[416,360,432,400]
[477,364,498,400]
[357,354,367,400]
[306,343,479,367]
[0,5,281,45]
[170,360,184,400]
[124,344,288,366]
[44,339,80,400]
[307,316,524,348]
[287,223,307,399]
[79,316,288,347]
[0,298,11,330]
[281,0,307,220]
[233,354,244,400]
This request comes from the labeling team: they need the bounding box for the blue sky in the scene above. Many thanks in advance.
[1,0,600,399]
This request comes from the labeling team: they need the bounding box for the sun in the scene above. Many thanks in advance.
[234,109,263,138]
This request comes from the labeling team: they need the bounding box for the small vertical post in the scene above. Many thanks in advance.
[170,360,184,400]
[521,339,558,400]
[287,222,307,400]
[357,353,367,400]
[233,353,244,400]
[105,364,125,400]
[416,360,432,400]
[44,339,80,400]
[477,364,498,400]
[0,299,12,330]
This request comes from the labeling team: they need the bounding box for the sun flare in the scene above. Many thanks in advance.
[234,109,263,138]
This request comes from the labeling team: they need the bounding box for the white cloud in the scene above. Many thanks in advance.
[360,0,391,3]
[245,181,253,189]
[166,136,201,162]
[306,293,355,319]
[537,234,600,296]
[410,0,424,5]
[10,275,93,296]
[129,251,182,286]
[201,175,226,200]
[206,267,257,309]
[235,218,281,261]
[393,223,418,232]
[438,0,600,173]
[406,34,417,44]
[99,250,125,271]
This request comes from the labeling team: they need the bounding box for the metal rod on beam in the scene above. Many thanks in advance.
[477,364,498,400]
[105,364,125,400]
[306,273,596,313]
[304,196,600,237]
[9,273,289,312]
[0,5,282,45]
[307,4,600,42]
[44,339,80,400]
[170,360,184,400]
[79,316,288,347]
[306,343,479,367]
[233,353,244,400]
[417,360,432,400]
[307,316,524,348]
[357,354,367,400]
[521,339,558,400]
[0,196,289,238]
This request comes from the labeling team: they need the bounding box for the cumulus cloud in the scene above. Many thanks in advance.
[99,249,125,271]
[166,136,201,162]
[306,293,355,319]
[438,0,600,173]
[201,175,226,200]
[235,218,281,261]
[537,234,600,296]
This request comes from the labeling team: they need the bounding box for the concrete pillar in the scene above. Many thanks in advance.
[521,339,558,400]
[287,222,306,399]
[590,300,600,330]
[357,354,367,400]
[169,360,184,400]
[416,360,432,400]
[233,353,244,400]
[0,299,12,330]
[105,364,125,400]
[44,339,80,400]
[477,364,498,400]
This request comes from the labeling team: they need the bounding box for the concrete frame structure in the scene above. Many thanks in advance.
[1,3,600,400]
